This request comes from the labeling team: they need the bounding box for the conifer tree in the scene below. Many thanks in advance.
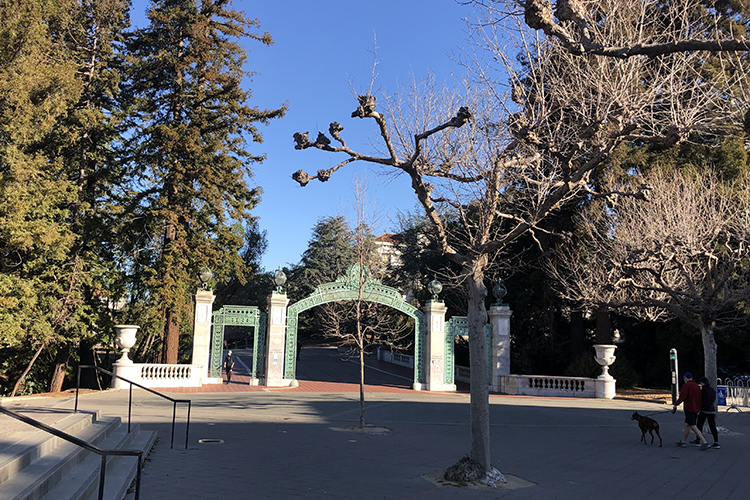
[0,0,81,395]
[121,0,285,364]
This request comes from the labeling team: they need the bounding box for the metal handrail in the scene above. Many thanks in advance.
[76,365,191,449]
[0,406,142,500]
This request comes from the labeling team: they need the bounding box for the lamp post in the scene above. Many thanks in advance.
[199,267,213,290]
[492,278,507,305]
[273,267,287,294]
[427,275,442,301]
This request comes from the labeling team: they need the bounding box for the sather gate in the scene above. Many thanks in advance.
[283,264,427,389]
[193,264,511,391]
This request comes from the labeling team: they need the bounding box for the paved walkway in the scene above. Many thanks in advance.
[2,348,749,499]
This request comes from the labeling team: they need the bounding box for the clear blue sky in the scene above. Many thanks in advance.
[130,1,473,271]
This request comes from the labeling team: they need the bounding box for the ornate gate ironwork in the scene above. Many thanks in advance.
[285,264,426,388]
[210,306,267,379]
[445,316,492,386]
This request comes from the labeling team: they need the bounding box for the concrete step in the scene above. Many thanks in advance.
[0,411,102,487]
[0,414,120,500]
[41,424,157,500]
[0,407,157,500]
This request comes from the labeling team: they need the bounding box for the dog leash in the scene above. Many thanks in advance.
[641,408,676,418]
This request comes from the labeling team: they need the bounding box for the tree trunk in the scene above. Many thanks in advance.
[701,323,718,389]
[466,261,491,473]
[356,299,366,428]
[11,341,48,397]
[162,308,180,364]
[49,343,71,393]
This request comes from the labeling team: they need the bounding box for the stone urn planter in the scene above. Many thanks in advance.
[114,325,140,364]
[593,344,617,399]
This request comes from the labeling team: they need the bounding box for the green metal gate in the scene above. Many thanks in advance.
[284,264,426,388]
[445,316,492,386]
[210,306,267,380]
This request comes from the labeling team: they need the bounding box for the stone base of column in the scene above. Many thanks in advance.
[596,376,617,399]
[111,362,139,389]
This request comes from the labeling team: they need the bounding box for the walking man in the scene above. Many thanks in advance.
[673,372,709,450]
[224,350,235,384]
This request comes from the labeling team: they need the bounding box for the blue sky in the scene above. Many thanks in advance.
[130,1,473,271]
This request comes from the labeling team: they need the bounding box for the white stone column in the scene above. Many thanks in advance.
[264,291,289,387]
[192,289,217,384]
[488,305,512,392]
[425,300,452,391]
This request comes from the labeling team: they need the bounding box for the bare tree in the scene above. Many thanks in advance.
[549,169,750,387]
[483,0,750,58]
[318,177,411,428]
[289,7,745,478]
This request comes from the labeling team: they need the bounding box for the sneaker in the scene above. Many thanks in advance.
[676,441,687,448]
[689,439,701,445]
[700,443,710,451]
[712,443,720,449]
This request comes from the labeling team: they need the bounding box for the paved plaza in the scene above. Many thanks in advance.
[2,347,749,499]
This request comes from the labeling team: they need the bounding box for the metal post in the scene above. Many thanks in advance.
[171,401,176,449]
[128,383,133,433]
[75,366,81,413]
[135,453,142,500]
[670,348,679,405]
[98,454,106,500]
[185,401,192,450]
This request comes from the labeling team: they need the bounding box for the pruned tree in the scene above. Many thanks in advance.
[487,0,750,58]
[549,168,750,388]
[289,4,746,480]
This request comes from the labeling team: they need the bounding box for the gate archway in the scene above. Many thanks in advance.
[210,306,267,380]
[284,265,426,388]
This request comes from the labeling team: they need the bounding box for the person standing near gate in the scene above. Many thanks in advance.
[224,350,235,384]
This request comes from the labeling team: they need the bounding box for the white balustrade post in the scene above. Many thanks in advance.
[192,289,216,384]
[424,300,450,391]
[488,305,512,392]
[264,291,289,387]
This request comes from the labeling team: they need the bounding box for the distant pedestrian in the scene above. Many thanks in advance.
[691,376,720,449]
[225,350,235,384]
[673,372,709,450]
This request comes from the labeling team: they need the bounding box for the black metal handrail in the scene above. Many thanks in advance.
[0,406,142,500]
[76,365,191,450]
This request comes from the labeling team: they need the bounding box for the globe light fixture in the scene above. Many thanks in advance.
[199,267,213,290]
[273,267,287,293]
[427,275,443,301]
[492,277,507,305]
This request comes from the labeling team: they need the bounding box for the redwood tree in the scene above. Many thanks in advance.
[121,0,285,364]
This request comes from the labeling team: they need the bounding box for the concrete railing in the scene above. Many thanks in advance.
[113,363,203,388]
[456,365,604,398]
[498,374,597,398]
[376,349,414,369]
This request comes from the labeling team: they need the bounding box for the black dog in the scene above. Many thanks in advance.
[631,411,662,447]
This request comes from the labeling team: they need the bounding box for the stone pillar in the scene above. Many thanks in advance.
[192,289,216,384]
[425,300,451,391]
[264,291,289,387]
[488,305,512,392]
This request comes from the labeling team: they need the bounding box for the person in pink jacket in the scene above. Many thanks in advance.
[673,372,709,450]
